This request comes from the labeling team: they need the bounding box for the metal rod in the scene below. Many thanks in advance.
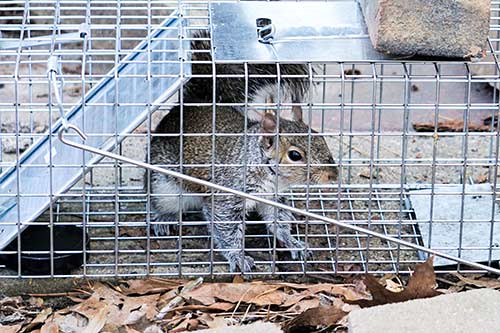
[58,124,500,275]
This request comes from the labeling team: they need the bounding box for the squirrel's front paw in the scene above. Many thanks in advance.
[152,223,171,237]
[227,253,255,273]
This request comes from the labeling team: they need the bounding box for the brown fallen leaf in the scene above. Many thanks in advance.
[66,295,87,304]
[0,324,22,333]
[104,293,159,328]
[171,318,200,333]
[348,257,442,308]
[277,283,369,303]
[123,326,142,333]
[232,276,244,284]
[82,305,109,333]
[70,293,105,319]
[50,312,88,333]
[452,273,500,289]
[0,296,23,307]
[28,297,44,308]
[282,306,348,333]
[183,283,285,307]
[413,119,490,132]
[120,278,183,295]
[40,320,59,333]
[385,279,404,293]
[23,307,53,332]
[172,302,235,313]
[359,168,381,180]
[286,298,321,313]
[475,174,489,184]
[196,313,214,327]
[157,278,203,320]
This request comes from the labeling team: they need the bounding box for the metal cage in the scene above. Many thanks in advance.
[1,0,500,278]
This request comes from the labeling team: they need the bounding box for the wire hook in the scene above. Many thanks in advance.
[57,124,88,144]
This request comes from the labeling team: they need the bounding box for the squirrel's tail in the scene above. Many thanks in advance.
[183,30,311,104]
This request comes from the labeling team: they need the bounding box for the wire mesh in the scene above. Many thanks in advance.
[1,0,500,278]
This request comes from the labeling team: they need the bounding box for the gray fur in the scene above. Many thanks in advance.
[183,30,312,105]
[148,106,337,272]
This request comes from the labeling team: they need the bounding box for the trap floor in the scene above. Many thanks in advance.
[0,184,423,277]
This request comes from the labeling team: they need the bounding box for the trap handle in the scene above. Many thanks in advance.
[58,124,500,276]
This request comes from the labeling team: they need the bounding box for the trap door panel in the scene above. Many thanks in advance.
[0,12,191,249]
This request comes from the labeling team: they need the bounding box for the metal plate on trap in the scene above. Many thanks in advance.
[409,184,500,267]
[211,2,391,62]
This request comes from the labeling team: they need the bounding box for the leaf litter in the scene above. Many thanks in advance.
[1,257,499,333]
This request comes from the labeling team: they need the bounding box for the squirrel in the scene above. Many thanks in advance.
[146,31,338,272]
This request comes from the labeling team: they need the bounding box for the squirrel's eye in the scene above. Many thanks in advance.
[288,150,303,162]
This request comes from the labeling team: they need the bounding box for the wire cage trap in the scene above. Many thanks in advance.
[1,0,500,278]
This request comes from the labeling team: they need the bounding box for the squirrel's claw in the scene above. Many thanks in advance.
[228,253,255,273]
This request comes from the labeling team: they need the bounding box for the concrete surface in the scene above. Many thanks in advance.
[348,288,500,333]
[409,184,500,267]
[359,0,491,58]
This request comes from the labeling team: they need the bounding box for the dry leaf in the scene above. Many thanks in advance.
[286,298,321,313]
[170,317,202,333]
[51,311,88,333]
[143,325,164,333]
[66,296,87,304]
[385,279,404,293]
[196,313,214,326]
[28,297,44,307]
[232,276,244,284]
[278,283,369,303]
[82,305,108,333]
[23,308,53,332]
[475,174,488,184]
[0,296,23,307]
[40,320,59,333]
[206,317,228,330]
[184,283,285,306]
[123,326,142,333]
[349,257,442,308]
[107,294,159,326]
[157,278,203,320]
[70,294,105,319]
[452,273,500,289]
[282,306,348,333]
[413,119,490,132]
[0,324,23,333]
[120,279,183,295]
[173,302,235,312]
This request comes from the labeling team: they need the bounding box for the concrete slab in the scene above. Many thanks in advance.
[409,184,500,267]
[348,288,500,333]
[359,0,491,59]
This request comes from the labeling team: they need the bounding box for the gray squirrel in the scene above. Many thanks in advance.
[146,31,338,272]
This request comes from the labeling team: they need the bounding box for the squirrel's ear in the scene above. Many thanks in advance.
[292,105,303,122]
[260,112,277,152]
[261,111,277,133]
